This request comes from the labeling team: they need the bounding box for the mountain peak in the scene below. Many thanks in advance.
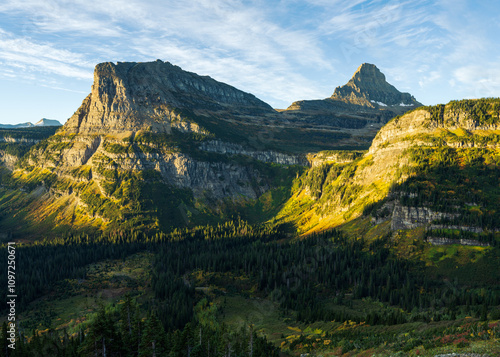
[331,63,421,107]
[352,63,385,81]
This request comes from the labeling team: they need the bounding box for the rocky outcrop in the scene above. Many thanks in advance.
[199,140,308,166]
[426,237,490,247]
[0,137,40,144]
[0,151,18,170]
[390,202,458,230]
[307,151,363,167]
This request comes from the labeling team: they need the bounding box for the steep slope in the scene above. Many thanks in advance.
[278,98,500,240]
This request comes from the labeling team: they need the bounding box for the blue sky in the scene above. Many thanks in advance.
[0,0,499,124]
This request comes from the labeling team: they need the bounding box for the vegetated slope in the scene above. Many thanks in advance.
[277,98,500,238]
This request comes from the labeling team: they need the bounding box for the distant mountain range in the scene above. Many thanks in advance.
[0,118,62,128]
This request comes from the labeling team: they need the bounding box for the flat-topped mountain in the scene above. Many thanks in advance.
[35,118,62,127]
[65,60,274,135]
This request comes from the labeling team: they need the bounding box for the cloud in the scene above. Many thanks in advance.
[0,29,93,79]
[454,65,500,98]
[0,0,335,107]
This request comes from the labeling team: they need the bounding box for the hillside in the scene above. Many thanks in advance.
[277,98,500,240]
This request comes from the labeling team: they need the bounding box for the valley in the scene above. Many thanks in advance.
[0,61,499,356]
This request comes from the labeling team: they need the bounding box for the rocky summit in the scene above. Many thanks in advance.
[331,63,421,108]
[281,64,422,147]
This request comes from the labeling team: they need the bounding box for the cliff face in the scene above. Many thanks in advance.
[199,140,308,166]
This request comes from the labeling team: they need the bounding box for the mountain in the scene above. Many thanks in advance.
[0,60,311,234]
[0,60,456,237]
[64,60,274,135]
[0,119,62,128]
[0,122,34,128]
[280,63,422,149]
[35,118,62,126]
[331,63,421,108]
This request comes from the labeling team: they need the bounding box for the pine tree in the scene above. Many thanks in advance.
[139,313,167,357]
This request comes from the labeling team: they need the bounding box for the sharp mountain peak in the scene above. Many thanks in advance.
[331,63,422,107]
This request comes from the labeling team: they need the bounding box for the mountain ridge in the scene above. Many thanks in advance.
[0,118,62,128]
[4,61,493,238]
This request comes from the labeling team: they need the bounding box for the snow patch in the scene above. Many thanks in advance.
[399,102,414,107]
[370,100,387,107]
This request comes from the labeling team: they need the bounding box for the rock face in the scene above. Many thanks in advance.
[199,140,308,166]
[64,60,275,135]
[331,63,421,107]
[390,202,458,231]
[0,151,18,170]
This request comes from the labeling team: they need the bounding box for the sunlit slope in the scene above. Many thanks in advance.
[277,98,500,235]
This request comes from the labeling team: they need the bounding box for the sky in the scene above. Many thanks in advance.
[0,0,499,125]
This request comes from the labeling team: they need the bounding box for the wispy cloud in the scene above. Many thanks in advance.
[454,65,500,98]
[0,0,334,107]
[0,29,93,79]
